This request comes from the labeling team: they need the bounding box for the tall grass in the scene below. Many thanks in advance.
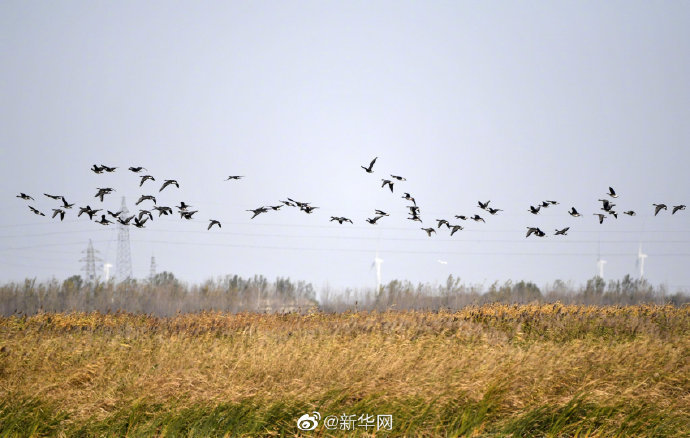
[0,304,688,436]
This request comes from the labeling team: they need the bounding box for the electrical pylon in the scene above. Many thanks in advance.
[115,197,133,281]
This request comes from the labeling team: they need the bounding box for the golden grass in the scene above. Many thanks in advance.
[0,304,688,433]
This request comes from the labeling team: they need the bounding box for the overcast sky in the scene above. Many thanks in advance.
[1,1,689,293]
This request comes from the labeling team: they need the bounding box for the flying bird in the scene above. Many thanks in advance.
[117,215,135,226]
[180,210,198,220]
[208,219,221,230]
[672,205,686,214]
[593,213,606,224]
[129,166,147,173]
[454,215,468,220]
[568,207,581,217]
[153,206,173,216]
[16,193,33,200]
[95,188,115,202]
[60,197,74,209]
[139,175,155,187]
[555,227,570,236]
[471,214,485,223]
[623,210,636,216]
[133,217,148,228]
[91,164,105,174]
[28,206,45,216]
[225,175,244,180]
[653,204,667,216]
[528,205,541,215]
[96,215,112,225]
[136,195,156,205]
[478,200,490,210]
[436,219,450,229]
[301,205,319,214]
[390,174,406,181]
[44,193,62,200]
[381,179,394,192]
[487,207,502,215]
[375,209,390,216]
[421,227,436,237]
[101,165,117,173]
[176,202,192,211]
[607,187,618,198]
[366,216,383,225]
[526,227,546,238]
[107,210,122,218]
[361,157,378,173]
[159,179,179,192]
[247,207,268,219]
[330,216,353,224]
[51,209,65,221]
[138,210,153,221]
[449,225,463,236]
[78,206,101,220]
[401,193,416,205]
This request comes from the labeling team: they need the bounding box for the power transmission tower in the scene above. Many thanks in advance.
[115,197,133,281]
[149,255,157,281]
[80,239,101,283]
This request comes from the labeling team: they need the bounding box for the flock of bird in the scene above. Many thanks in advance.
[15,158,687,238]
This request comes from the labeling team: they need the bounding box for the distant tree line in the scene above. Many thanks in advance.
[0,272,316,316]
[320,275,689,312]
[0,273,687,316]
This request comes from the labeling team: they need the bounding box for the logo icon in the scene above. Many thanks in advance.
[296,412,321,430]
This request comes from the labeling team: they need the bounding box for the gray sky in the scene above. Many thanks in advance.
[1,1,689,292]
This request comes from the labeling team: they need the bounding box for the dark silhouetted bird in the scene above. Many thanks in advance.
[159,180,179,192]
[16,193,33,200]
[401,192,416,205]
[594,213,606,224]
[101,165,117,173]
[302,205,319,214]
[96,215,112,225]
[44,193,62,200]
[623,210,636,216]
[471,214,485,223]
[607,187,618,198]
[176,202,192,211]
[545,200,559,205]
[136,195,156,205]
[672,205,686,214]
[381,179,394,192]
[60,197,74,209]
[95,188,115,202]
[436,219,450,229]
[78,205,100,220]
[478,200,490,210]
[375,209,390,217]
[208,219,221,230]
[107,210,122,218]
[91,164,106,174]
[139,175,155,187]
[117,215,134,225]
[421,227,436,237]
[653,204,667,216]
[454,215,468,220]
[366,216,383,225]
[247,207,268,219]
[133,217,148,228]
[487,207,502,215]
[28,206,45,216]
[180,210,198,220]
[330,216,353,224]
[528,205,541,215]
[609,211,618,219]
[526,227,545,237]
[390,174,406,181]
[153,206,173,216]
[450,225,463,236]
[225,175,244,180]
[129,166,147,173]
[599,199,615,212]
[267,205,283,211]
[555,227,570,236]
[361,157,378,173]
[280,200,296,207]
[51,209,65,221]
[568,207,581,217]
[138,210,153,221]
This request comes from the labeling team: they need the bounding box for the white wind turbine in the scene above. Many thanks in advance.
[103,263,113,282]
[597,259,607,279]
[637,244,648,279]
